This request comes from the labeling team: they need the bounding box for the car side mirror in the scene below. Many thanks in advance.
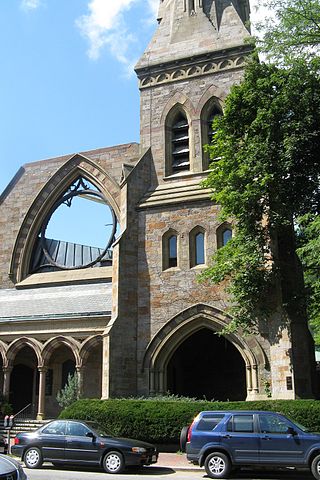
[86,432,95,439]
[287,427,296,436]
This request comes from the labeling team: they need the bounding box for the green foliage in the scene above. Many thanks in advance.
[202,58,320,331]
[254,0,320,66]
[297,214,320,344]
[0,394,13,415]
[60,398,320,443]
[56,373,80,409]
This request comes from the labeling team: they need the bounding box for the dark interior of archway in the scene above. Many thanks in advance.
[167,328,246,401]
[10,364,35,414]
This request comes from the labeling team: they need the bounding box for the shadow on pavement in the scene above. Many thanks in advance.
[226,469,313,480]
[41,463,176,476]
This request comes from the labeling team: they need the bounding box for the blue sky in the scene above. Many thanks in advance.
[0,0,159,195]
[0,0,264,248]
[0,0,265,195]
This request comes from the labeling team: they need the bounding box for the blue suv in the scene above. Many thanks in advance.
[181,410,320,479]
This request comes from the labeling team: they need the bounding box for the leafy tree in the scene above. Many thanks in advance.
[201,58,320,333]
[255,0,320,66]
[56,373,80,409]
[297,214,320,343]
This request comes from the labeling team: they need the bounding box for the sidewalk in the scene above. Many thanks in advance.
[156,452,202,471]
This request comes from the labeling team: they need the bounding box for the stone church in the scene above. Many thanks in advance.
[0,0,316,419]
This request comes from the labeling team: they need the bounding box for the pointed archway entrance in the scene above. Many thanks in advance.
[9,346,38,415]
[143,304,266,400]
[167,328,246,400]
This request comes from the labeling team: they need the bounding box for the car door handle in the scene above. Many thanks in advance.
[222,434,231,439]
[261,435,271,440]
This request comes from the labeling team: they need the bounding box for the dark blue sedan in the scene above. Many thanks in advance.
[12,419,158,474]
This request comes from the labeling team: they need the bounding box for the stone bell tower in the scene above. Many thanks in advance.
[135,0,252,183]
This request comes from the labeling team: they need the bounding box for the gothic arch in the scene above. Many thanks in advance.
[196,84,228,117]
[189,225,206,267]
[0,340,8,365]
[9,154,121,283]
[143,304,266,396]
[42,336,81,367]
[6,337,43,367]
[162,228,180,270]
[160,92,196,126]
[79,335,103,364]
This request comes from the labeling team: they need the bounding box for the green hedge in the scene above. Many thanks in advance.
[59,398,320,444]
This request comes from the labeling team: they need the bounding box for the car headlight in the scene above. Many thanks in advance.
[131,447,147,454]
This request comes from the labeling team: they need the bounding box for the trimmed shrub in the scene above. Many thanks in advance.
[59,398,320,444]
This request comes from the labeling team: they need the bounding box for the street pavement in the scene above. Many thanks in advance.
[22,453,314,480]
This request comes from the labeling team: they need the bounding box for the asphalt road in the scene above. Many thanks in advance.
[24,464,315,480]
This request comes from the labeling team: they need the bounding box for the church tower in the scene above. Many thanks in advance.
[135,0,252,182]
[131,0,315,401]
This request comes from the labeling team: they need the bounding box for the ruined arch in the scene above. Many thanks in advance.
[143,304,265,398]
[9,154,121,283]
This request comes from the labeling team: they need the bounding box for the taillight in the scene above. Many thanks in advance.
[187,419,196,442]
[14,437,20,445]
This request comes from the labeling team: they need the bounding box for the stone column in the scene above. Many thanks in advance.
[37,367,47,420]
[76,365,84,397]
[2,366,12,400]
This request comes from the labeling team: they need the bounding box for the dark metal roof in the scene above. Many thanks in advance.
[31,237,112,273]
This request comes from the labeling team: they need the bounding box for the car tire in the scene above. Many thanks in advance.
[103,451,125,474]
[24,447,43,469]
[311,454,320,480]
[204,452,231,479]
[180,426,189,452]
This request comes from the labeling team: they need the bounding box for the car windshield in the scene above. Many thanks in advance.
[292,420,310,432]
[88,423,111,437]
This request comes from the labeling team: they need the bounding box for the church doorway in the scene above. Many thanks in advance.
[167,328,246,400]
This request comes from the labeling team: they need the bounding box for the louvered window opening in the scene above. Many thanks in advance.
[208,107,221,145]
[172,114,190,172]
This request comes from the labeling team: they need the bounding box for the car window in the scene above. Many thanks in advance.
[259,414,291,434]
[196,414,224,431]
[227,415,254,433]
[42,421,66,435]
[67,422,91,437]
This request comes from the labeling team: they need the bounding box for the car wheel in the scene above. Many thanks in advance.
[103,451,125,474]
[180,426,189,452]
[311,454,320,480]
[24,447,43,469]
[204,452,231,479]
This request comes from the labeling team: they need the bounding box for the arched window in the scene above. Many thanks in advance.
[217,223,233,249]
[171,112,190,173]
[200,99,222,170]
[168,235,178,268]
[190,227,205,267]
[162,230,179,270]
[222,228,232,246]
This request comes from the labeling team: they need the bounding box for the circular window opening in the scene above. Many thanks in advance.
[32,178,118,271]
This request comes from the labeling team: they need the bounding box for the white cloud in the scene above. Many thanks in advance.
[20,0,41,11]
[147,0,159,19]
[76,0,158,70]
[76,0,139,63]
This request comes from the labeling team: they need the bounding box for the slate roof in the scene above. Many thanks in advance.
[0,283,112,322]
